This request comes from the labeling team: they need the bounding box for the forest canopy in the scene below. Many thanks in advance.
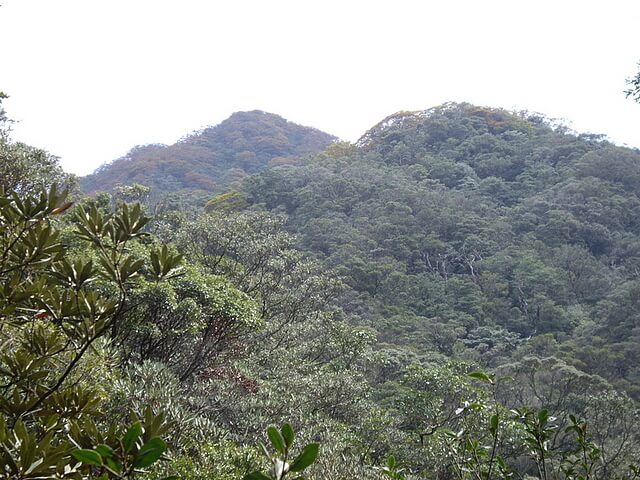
[2,96,640,479]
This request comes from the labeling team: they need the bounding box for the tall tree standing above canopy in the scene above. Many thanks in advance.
[0,91,10,138]
[0,91,75,193]
[626,62,640,102]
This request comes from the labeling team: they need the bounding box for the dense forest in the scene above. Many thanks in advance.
[244,104,640,398]
[3,88,640,480]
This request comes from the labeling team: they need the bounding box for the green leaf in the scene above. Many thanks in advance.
[106,456,123,474]
[490,413,499,436]
[151,250,162,278]
[72,449,103,466]
[538,409,550,424]
[95,444,114,458]
[133,436,167,468]
[267,426,286,455]
[281,423,295,449]
[468,371,494,384]
[289,443,320,472]
[122,422,142,453]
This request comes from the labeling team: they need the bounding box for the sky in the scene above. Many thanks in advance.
[1,0,639,176]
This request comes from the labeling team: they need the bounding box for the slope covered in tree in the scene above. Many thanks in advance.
[81,110,336,199]
[245,102,640,398]
[4,97,640,479]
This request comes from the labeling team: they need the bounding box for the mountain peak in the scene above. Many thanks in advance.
[81,111,336,198]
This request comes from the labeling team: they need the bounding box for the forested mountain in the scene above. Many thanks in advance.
[5,96,640,479]
[81,110,336,201]
[244,103,640,398]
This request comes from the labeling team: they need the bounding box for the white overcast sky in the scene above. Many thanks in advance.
[1,0,639,175]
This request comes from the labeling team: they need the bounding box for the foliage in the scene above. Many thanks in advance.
[70,409,171,480]
[626,61,640,102]
[117,267,260,381]
[0,185,178,478]
[244,423,320,480]
[204,190,249,213]
[151,440,264,480]
[244,103,640,400]
[149,209,371,473]
[81,111,336,203]
[12,101,640,479]
[0,94,75,195]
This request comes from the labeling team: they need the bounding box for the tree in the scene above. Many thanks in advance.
[0,93,75,194]
[0,91,10,136]
[626,62,640,102]
[117,266,260,381]
[0,140,74,194]
[0,185,179,478]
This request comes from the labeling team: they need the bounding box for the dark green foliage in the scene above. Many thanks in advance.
[224,103,640,477]
[0,92,8,128]
[626,61,640,102]
[9,99,640,479]
[244,103,640,399]
[0,186,171,478]
[244,423,319,480]
[70,409,173,479]
[117,268,259,380]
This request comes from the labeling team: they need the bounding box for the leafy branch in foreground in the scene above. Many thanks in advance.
[244,423,319,480]
[71,408,174,480]
[0,186,179,478]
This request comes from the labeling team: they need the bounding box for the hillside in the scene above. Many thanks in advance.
[81,110,336,200]
[243,103,640,398]
[5,96,640,479]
